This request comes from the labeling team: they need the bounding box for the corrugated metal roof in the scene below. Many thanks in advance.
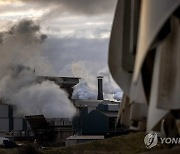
[66,135,104,140]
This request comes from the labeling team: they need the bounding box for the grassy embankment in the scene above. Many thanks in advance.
[0,132,167,154]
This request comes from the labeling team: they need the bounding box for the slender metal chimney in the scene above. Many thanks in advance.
[97,76,103,100]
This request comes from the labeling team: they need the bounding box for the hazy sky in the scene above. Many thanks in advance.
[0,0,117,77]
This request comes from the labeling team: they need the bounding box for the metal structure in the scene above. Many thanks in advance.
[97,76,104,100]
[25,115,54,142]
[25,115,73,144]
[109,0,180,136]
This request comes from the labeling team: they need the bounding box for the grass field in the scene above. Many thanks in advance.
[0,132,168,154]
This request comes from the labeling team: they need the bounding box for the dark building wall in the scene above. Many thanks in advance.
[97,104,108,111]
[9,106,14,131]
[109,117,116,132]
[72,107,88,134]
[55,127,73,141]
[0,105,14,131]
[82,110,109,135]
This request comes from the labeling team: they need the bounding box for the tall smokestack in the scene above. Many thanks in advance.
[97,76,103,100]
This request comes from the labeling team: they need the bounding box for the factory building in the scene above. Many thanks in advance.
[82,110,117,135]
[72,100,120,136]
[72,100,102,134]
[25,115,73,143]
[71,76,120,138]
[82,103,119,135]
[0,75,122,146]
[0,77,80,141]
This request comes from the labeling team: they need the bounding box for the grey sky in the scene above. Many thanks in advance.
[0,0,118,82]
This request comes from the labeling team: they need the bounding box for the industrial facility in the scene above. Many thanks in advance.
[0,75,121,147]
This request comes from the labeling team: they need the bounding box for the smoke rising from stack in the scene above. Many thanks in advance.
[71,62,97,100]
[72,80,96,100]
[0,19,77,118]
[98,68,123,101]
[72,62,123,101]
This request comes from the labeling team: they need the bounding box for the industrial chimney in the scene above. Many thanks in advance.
[97,76,103,100]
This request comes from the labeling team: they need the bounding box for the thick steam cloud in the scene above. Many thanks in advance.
[0,20,77,118]
[72,80,96,100]
[0,20,50,74]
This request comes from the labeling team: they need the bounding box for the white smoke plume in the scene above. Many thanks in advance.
[72,80,96,100]
[98,67,123,101]
[71,62,97,100]
[0,19,77,118]
[71,61,123,101]
[113,92,123,101]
